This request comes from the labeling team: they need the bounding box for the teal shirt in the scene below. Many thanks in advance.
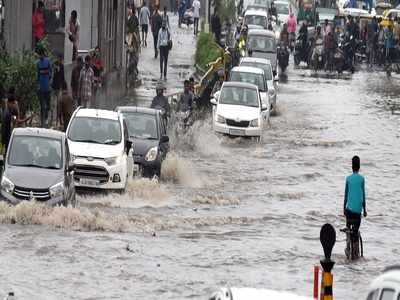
[344,173,366,214]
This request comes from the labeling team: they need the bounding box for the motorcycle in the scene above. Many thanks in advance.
[294,35,311,67]
[277,45,289,73]
[182,9,194,27]
[311,38,324,71]
[355,39,367,63]
[175,110,193,134]
[333,36,355,74]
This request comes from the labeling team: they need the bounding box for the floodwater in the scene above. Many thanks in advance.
[1,67,400,300]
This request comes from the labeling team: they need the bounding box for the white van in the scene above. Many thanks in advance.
[66,108,133,191]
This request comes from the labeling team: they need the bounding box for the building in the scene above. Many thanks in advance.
[2,0,127,108]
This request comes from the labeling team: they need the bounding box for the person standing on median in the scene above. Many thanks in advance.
[139,1,151,47]
[192,0,200,36]
[151,6,163,58]
[157,20,171,80]
[71,56,83,107]
[78,55,95,108]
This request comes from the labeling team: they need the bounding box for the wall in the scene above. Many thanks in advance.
[4,0,33,53]
[64,0,99,65]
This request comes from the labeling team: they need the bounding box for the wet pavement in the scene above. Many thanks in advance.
[1,17,400,300]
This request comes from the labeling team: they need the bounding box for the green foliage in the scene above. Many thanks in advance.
[0,37,55,115]
[195,32,222,71]
[212,0,236,23]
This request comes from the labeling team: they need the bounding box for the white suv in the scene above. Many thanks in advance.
[66,108,133,191]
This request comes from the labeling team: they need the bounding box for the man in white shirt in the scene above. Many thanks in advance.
[139,1,151,46]
[192,0,201,35]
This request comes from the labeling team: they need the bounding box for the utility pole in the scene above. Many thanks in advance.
[204,0,210,33]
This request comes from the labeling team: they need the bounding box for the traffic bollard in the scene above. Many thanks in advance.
[319,223,336,300]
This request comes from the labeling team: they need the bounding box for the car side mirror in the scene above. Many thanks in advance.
[161,135,169,143]
[126,140,133,154]
[210,98,217,105]
[67,163,75,172]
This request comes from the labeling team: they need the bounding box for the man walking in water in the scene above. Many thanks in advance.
[343,155,367,240]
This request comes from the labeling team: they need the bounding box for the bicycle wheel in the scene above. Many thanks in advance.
[359,233,363,257]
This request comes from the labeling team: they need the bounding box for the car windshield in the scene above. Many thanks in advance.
[241,61,273,81]
[123,112,158,139]
[68,117,122,144]
[276,3,289,14]
[245,15,267,27]
[219,86,259,107]
[248,35,276,53]
[8,136,63,169]
[230,71,265,92]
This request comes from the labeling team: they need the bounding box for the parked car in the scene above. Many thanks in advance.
[240,56,278,112]
[66,108,133,191]
[1,128,75,206]
[229,66,269,110]
[247,28,278,75]
[116,106,169,178]
[211,81,269,142]
[365,266,400,300]
[244,9,269,29]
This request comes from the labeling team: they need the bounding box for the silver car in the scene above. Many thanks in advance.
[247,29,278,76]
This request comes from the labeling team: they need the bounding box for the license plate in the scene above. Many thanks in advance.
[229,129,245,136]
[80,178,100,186]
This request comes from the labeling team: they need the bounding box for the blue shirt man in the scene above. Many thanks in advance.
[37,55,52,92]
[343,156,367,233]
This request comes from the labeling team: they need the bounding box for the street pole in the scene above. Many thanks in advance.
[204,0,210,33]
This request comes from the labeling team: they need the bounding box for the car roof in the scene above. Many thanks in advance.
[231,66,265,75]
[248,28,276,37]
[222,81,258,90]
[75,108,120,120]
[13,127,65,140]
[245,9,268,16]
[116,106,159,116]
[240,57,273,66]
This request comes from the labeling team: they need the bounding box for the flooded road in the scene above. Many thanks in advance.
[1,66,400,298]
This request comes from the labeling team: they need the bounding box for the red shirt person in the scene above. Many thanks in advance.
[32,1,45,44]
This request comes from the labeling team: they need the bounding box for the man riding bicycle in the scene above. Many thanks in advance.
[343,155,367,238]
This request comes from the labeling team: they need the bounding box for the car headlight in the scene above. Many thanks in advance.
[145,147,158,162]
[216,114,226,124]
[1,176,14,194]
[104,156,119,166]
[50,181,64,198]
[250,119,259,127]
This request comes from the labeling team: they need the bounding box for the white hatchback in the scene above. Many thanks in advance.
[66,108,133,191]
[211,81,269,141]
[365,266,400,300]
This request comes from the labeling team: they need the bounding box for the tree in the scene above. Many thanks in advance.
[212,0,236,23]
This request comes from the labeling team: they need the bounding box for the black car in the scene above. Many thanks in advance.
[0,128,76,206]
[116,106,169,178]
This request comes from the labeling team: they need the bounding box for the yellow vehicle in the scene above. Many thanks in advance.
[379,9,400,27]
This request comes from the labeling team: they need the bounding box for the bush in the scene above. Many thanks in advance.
[195,32,222,71]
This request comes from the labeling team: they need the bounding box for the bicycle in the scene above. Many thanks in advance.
[340,219,363,260]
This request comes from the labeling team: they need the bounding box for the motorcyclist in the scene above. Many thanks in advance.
[238,25,248,57]
[178,79,194,112]
[324,31,336,71]
[280,23,290,48]
[312,26,324,64]
[299,21,308,49]
[367,16,378,67]
[212,69,225,95]
[269,1,278,21]
[151,81,171,119]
